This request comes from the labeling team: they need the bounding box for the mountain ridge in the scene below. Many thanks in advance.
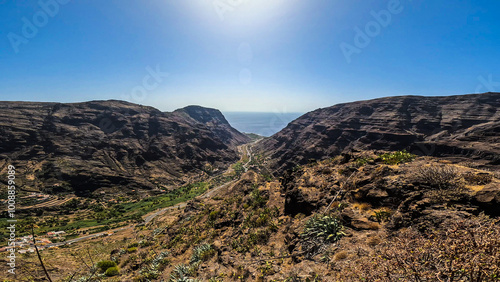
[256,92,500,172]
[0,100,250,196]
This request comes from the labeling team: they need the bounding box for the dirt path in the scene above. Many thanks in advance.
[20,196,75,210]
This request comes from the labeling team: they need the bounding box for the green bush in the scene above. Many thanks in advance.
[105,266,119,276]
[128,242,139,248]
[208,210,220,221]
[97,260,117,272]
[355,157,373,167]
[233,162,245,176]
[248,230,271,245]
[373,209,392,223]
[127,246,138,253]
[380,150,416,165]
[250,188,267,208]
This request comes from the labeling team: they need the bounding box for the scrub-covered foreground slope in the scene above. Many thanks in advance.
[81,152,500,281]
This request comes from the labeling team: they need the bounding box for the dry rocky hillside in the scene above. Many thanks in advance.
[0,101,249,196]
[257,93,500,172]
[2,93,499,281]
[51,151,499,281]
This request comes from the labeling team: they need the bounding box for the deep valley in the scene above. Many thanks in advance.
[1,93,499,281]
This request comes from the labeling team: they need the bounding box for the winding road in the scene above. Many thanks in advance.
[41,141,257,248]
[144,141,256,224]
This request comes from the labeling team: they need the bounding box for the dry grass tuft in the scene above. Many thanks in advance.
[352,202,372,212]
[334,250,348,261]
[366,236,381,247]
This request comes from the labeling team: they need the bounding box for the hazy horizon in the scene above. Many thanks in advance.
[1,90,498,116]
[224,111,304,136]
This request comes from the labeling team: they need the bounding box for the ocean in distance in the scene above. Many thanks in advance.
[223,112,304,137]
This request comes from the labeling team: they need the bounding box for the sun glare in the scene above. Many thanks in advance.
[186,0,294,33]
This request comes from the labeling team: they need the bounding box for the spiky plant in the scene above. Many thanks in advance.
[302,215,344,243]
[190,243,215,264]
[415,165,460,189]
[139,251,170,280]
[301,215,345,257]
[170,264,198,282]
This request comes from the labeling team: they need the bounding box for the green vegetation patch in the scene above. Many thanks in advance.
[0,182,211,242]
[302,215,344,243]
[380,150,416,165]
[105,266,120,276]
[97,260,117,273]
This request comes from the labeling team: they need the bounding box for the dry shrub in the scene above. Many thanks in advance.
[494,170,500,180]
[463,161,480,169]
[415,165,462,189]
[340,218,500,281]
[426,186,469,204]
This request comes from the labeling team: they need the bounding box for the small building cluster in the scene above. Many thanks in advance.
[0,231,66,253]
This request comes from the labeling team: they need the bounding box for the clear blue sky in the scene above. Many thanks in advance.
[0,0,499,112]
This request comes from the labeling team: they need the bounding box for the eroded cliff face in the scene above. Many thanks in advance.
[257,93,500,172]
[0,100,250,195]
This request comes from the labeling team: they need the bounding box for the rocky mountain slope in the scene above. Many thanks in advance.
[4,94,500,281]
[257,92,500,172]
[39,152,497,281]
[0,101,250,196]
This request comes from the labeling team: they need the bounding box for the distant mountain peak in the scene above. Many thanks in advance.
[176,105,229,124]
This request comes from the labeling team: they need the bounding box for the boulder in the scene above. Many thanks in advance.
[474,183,500,216]
[350,218,380,230]
[284,188,317,216]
